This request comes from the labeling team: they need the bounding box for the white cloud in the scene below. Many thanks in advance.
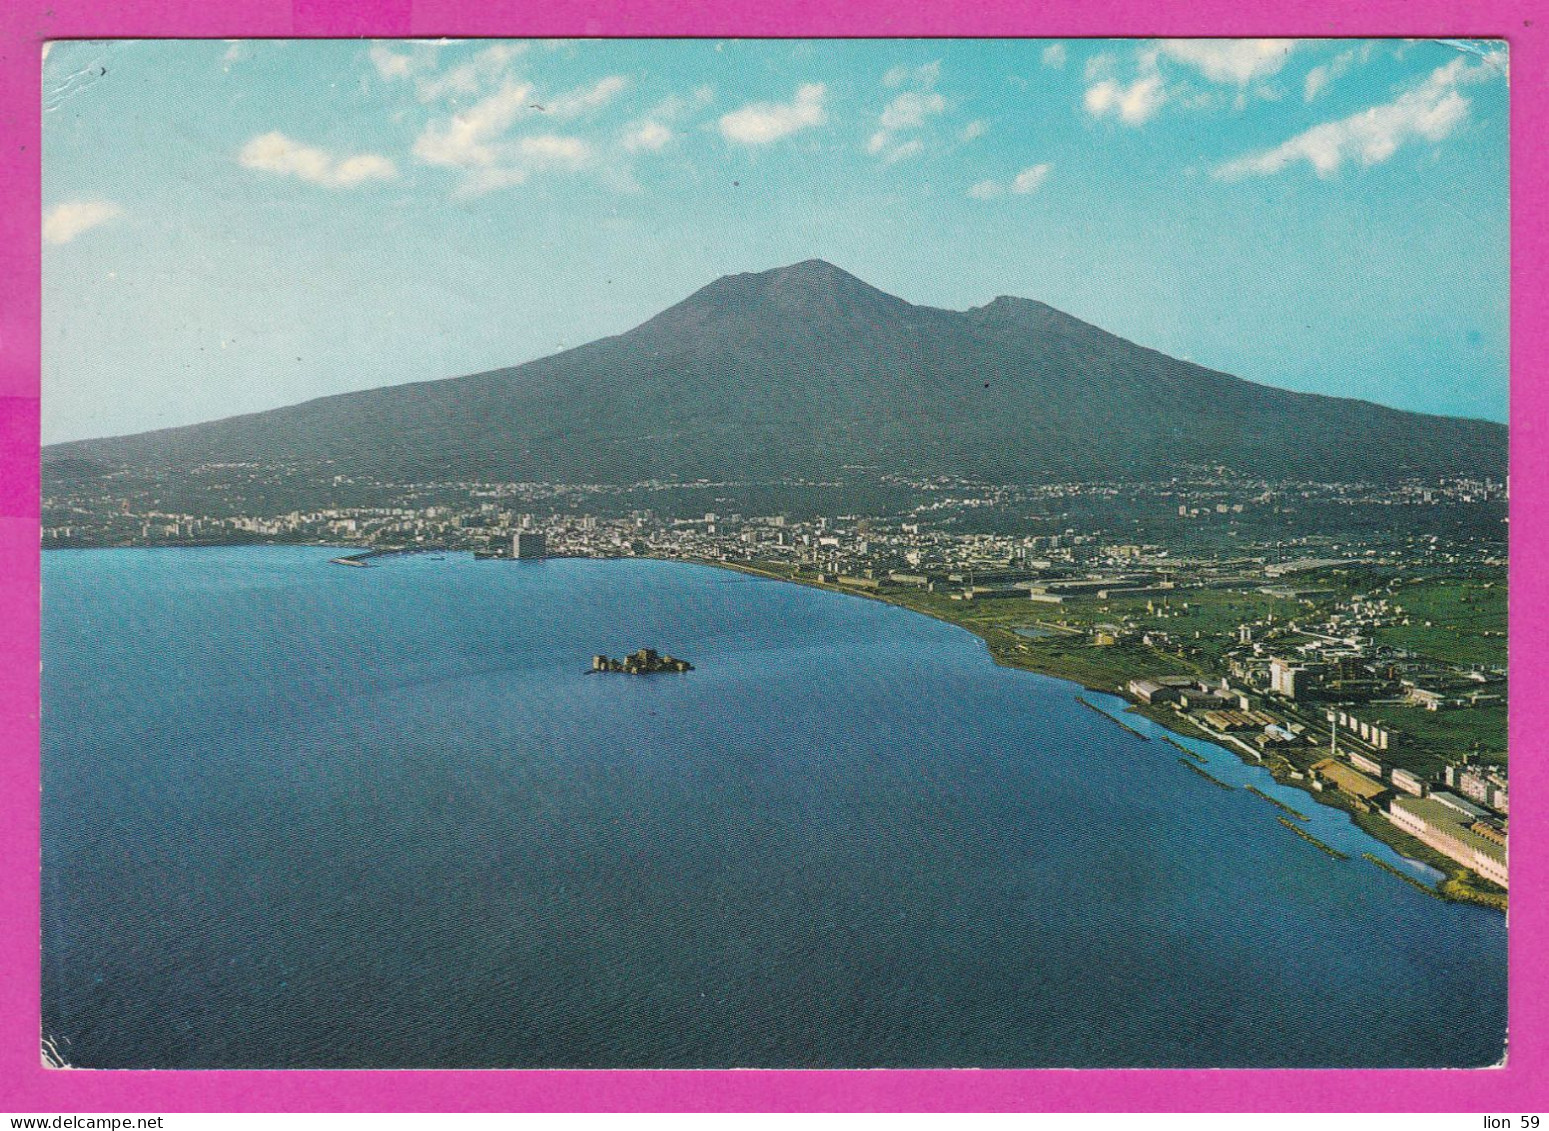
[517,134,590,168]
[412,43,525,102]
[1012,163,1051,193]
[1084,74,1165,125]
[615,86,709,156]
[43,200,122,244]
[413,83,614,193]
[960,119,989,142]
[883,61,941,89]
[1215,56,1492,179]
[1081,39,1304,127]
[413,81,534,168]
[1084,53,1116,82]
[1041,43,1067,69]
[880,139,923,164]
[719,83,827,144]
[545,75,629,117]
[461,167,530,195]
[867,83,947,163]
[622,120,673,152]
[239,132,397,188]
[1158,39,1298,85]
[967,164,1050,199]
[1302,63,1333,102]
[369,43,416,80]
[1303,44,1374,101]
[878,89,946,133]
[639,86,714,126]
[414,62,481,101]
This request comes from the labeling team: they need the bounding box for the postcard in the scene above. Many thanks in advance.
[30,34,1513,1083]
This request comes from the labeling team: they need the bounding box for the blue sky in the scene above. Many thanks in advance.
[42,38,1509,444]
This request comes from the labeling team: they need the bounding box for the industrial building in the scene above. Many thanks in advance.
[1127,677,1194,705]
[1389,767,1428,797]
[1386,795,1507,890]
[1311,758,1387,806]
[1347,750,1385,777]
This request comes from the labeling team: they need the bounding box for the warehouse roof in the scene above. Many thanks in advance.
[1312,758,1387,800]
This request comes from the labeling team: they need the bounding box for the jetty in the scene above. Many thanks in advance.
[1178,757,1234,790]
[1363,853,1444,897]
[1076,696,1150,740]
[1278,817,1348,860]
[1245,784,1312,822]
[1160,733,1207,762]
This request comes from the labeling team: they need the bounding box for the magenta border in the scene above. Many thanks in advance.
[1,0,1541,1114]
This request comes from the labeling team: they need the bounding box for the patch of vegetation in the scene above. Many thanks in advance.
[1373,577,1506,669]
[1438,873,1508,912]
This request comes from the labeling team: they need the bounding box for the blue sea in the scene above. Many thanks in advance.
[41,547,1507,1068]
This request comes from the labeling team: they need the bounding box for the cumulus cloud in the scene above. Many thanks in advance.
[43,200,122,244]
[1041,43,1067,69]
[719,83,827,145]
[412,81,534,169]
[1304,43,1375,101]
[239,132,397,188]
[545,75,629,117]
[1084,74,1165,125]
[1082,39,1307,127]
[616,87,712,157]
[1012,163,1051,192]
[411,81,608,193]
[960,119,989,142]
[877,89,946,133]
[867,88,947,160]
[369,43,417,80]
[967,164,1051,198]
[411,43,526,102]
[622,120,673,152]
[414,62,483,101]
[517,134,590,167]
[1215,56,1494,179]
[868,62,948,163]
[883,61,941,88]
[1157,39,1298,85]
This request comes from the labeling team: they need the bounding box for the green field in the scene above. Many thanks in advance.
[1342,703,1507,774]
[1372,577,1506,669]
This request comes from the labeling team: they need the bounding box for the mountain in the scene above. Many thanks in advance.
[44,260,1506,485]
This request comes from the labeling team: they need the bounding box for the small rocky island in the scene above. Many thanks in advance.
[589,648,694,675]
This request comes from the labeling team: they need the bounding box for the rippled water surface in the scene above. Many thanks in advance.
[41,548,1506,1067]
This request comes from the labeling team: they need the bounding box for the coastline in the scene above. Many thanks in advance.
[694,556,1507,912]
[42,543,1506,912]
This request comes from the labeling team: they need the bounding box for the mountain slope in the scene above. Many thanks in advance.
[44,260,1507,485]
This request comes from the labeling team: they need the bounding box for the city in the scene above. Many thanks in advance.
[42,463,1508,904]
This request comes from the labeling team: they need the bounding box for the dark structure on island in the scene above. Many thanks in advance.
[589,648,693,675]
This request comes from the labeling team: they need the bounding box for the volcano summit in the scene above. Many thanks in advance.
[44,260,1506,487]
